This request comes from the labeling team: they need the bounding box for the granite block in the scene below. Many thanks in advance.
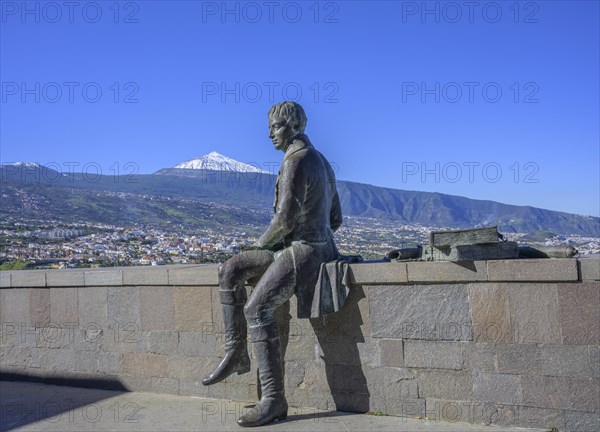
[488,259,578,282]
[122,267,168,286]
[371,285,472,340]
[173,286,212,331]
[139,286,175,331]
[50,288,79,327]
[380,339,404,368]
[404,340,463,370]
[168,265,219,286]
[29,288,50,327]
[123,352,168,378]
[472,372,522,405]
[416,370,472,400]
[507,283,561,343]
[522,375,599,412]
[469,283,511,343]
[349,262,407,284]
[84,269,122,286]
[557,282,600,345]
[46,271,84,287]
[11,271,45,287]
[407,261,487,283]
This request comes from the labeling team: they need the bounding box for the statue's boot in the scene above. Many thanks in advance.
[237,323,288,427]
[202,288,250,386]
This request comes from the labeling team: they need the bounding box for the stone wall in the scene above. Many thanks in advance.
[1,259,598,431]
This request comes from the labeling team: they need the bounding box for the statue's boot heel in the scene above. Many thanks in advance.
[237,361,250,375]
[202,346,249,385]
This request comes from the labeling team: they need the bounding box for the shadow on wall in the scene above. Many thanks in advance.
[0,372,128,432]
[258,289,370,413]
[310,286,370,413]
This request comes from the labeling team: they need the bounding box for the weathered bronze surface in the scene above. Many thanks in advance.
[518,245,578,258]
[203,101,343,427]
[429,226,501,247]
[440,241,518,261]
[388,226,577,262]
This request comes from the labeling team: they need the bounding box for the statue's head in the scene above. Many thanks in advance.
[268,101,307,151]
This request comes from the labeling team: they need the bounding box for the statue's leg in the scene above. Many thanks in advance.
[256,299,290,399]
[238,252,297,427]
[202,250,273,386]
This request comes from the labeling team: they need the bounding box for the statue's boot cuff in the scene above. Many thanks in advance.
[220,288,247,306]
[248,322,279,342]
[237,323,287,427]
[202,303,250,386]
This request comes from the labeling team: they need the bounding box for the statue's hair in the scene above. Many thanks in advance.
[268,101,307,133]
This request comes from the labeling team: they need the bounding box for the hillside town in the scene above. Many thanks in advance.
[1,215,597,270]
[2,153,598,271]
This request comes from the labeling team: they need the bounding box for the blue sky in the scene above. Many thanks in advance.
[1,0,599,216]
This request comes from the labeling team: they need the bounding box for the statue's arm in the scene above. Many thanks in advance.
[256,160,304,250]
[330,188,342,232]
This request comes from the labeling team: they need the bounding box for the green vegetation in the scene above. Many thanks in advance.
[0,261,33,270]
[521,230,558,242]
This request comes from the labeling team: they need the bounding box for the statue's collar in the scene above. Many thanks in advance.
[284,134,312,158]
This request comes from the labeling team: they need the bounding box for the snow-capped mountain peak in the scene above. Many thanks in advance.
[174,151,269,174]
[4,162,42,168]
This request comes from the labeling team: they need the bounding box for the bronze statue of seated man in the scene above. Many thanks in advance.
[202,101,342,427]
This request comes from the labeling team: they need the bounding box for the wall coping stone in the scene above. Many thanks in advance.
[487,258,578,282]
[0,258,594,288]
[579,258,600,281]
[10,269,47,287]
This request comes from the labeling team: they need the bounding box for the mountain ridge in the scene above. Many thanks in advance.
[1,162,598,236]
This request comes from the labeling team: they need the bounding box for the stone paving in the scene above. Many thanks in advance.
[0,381,544,432]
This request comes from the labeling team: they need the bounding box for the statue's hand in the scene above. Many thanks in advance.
[242,240,284,252]
[241,243,263,252]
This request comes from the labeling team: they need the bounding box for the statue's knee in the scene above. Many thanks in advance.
[218,261,233,285]
[244,301,276,327]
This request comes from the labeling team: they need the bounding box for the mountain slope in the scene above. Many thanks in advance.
[336,181,599,234]
[1,164,598,236]
[0,182,270,231]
